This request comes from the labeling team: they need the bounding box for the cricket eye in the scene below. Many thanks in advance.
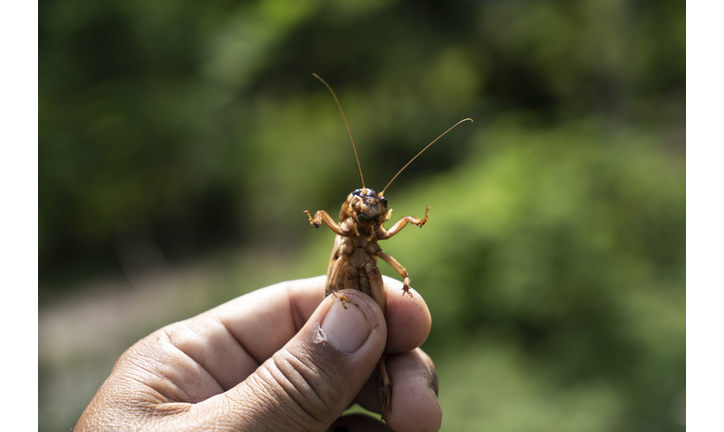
[380,196,387,206]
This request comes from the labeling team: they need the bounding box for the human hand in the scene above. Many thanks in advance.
[73,275,441,432]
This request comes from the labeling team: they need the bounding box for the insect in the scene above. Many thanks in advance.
[304,73,471,420]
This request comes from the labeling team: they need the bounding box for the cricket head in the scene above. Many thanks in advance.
[347,188,388,228]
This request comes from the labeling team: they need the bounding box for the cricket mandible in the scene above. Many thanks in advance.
[304,73,471,419]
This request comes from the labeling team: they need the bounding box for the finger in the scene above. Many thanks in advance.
[196,289,388,431]
[354,348,441,432]
[380,276,432,354]
[203,275,327,364]
[383,349,441,432]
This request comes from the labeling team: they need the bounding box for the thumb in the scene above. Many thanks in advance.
[214,289,387,431]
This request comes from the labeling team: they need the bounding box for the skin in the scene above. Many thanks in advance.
[74,275,441,432]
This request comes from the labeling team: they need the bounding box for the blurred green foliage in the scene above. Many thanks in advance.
[39,0,684,431]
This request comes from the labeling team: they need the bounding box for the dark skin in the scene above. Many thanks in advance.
[74,275,441,432]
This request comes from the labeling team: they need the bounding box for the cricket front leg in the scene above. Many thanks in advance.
[377,251,414,297]
[304,210,348,235]
[378,206,430,239]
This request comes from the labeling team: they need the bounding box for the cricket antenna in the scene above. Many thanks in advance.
[380,118,473,197]
[313,73,366,192]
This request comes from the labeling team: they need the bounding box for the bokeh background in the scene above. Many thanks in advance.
[39,0,685,431]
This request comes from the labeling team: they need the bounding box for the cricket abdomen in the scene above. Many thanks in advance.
[330,236,385,311]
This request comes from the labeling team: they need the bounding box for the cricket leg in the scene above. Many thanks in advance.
[365,261,387,314]
[327,258,352,308]
[377,251,414,297]
[377,359,392,422]
[364,261,392,419]
[326,256,346,297]
[377,206,430,239]
[304,210,349,236]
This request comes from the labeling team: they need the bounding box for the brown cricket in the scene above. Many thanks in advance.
[304,73,471,420]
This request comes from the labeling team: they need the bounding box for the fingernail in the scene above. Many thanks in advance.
[320,298,371,353]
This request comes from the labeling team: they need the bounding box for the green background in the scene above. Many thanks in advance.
[39,1,685,431]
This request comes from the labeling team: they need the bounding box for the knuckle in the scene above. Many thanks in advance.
[250,347,341,430]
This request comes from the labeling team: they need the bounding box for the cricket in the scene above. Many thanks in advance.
[304,73,472,420]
